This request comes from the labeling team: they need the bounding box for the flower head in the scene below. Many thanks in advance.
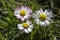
[14,6,32,21]
[33,9,53,26]
[17,20,33,33]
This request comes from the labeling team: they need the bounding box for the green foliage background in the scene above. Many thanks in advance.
[0,0,60,40]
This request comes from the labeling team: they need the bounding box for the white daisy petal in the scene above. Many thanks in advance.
[21,18,25,21]
[40,9,43,13]
[20,6,25,9]
[14,10,20,14]
[36,21,40,24]
[35,19,39,21]
[44,10,48,14]
[40,22,45,26]
[29,25,33,29]
[24,15,28,19]
[26,20,32,25]
[27,28,32,32]
[15,7,20,12]
[45,20,50,25]
[17,24,24,30]
[48,11,53,17]
[24,29,29,33]
[35,19,40,24]
[46,11,53,17]
[33,13,39,19]
[46,17,51,21]
[14,13,20,17]
[35,10,40,14]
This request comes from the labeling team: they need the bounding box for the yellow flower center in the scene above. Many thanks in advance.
[22,23,28,28]
[20,10,26,16]
[39,13,46,20]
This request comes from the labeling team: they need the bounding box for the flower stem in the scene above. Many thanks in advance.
[34,24,39,35]
[43,27,46,40]
[31,31,33,40]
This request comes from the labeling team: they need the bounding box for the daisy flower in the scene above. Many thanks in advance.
[17,20,33,33]
[14,6,32,21]
[33,9,53,26]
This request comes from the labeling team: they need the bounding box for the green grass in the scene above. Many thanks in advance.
[0,0,60,40]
